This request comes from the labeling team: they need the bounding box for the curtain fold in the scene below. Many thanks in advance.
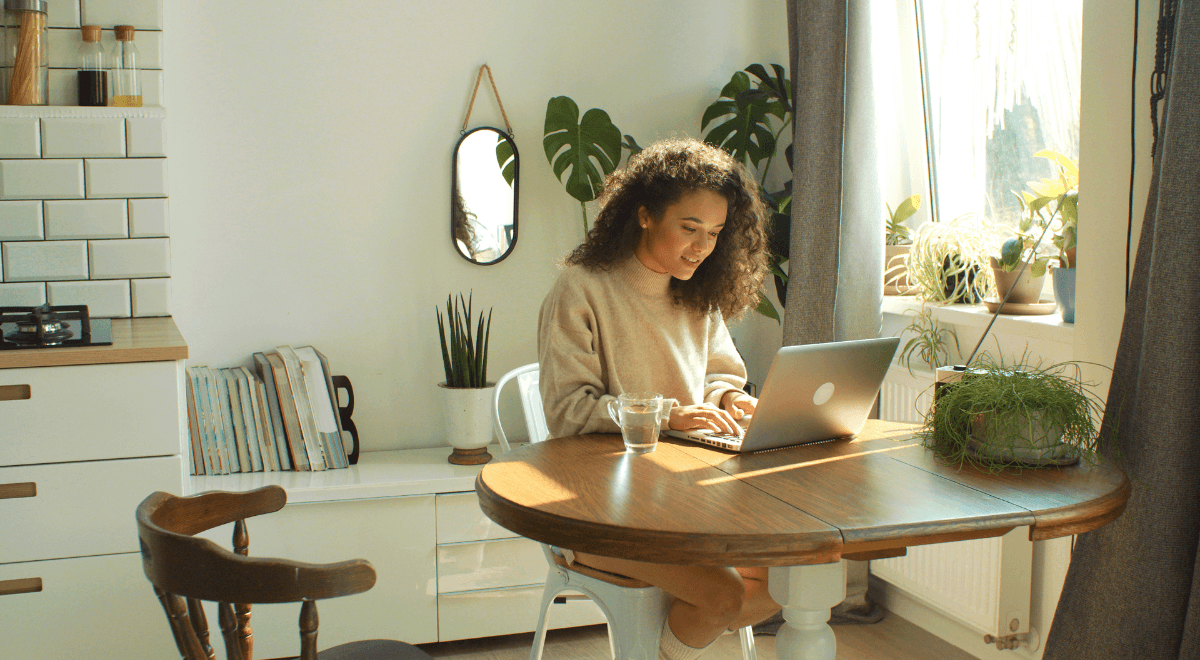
[1043,2,1200,658]
[784,0,884,347]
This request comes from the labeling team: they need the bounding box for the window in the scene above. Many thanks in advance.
[917,0,1082,229]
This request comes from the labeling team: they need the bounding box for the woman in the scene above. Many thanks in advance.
[537,138,780,660]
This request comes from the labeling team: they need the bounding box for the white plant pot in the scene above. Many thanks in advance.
[439,382,496,465]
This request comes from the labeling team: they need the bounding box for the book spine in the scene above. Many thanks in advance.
[201,367,229,474]
[254,352,292,470]
[267,350,310,471]
[278,345,327,470]
[222,369,251,473]
[234,369,263,472]
[251,376,278,471]
[241,367,273,471]
[184,369,205,475]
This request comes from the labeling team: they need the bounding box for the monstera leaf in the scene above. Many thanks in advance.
[744,63,791,119]
[543,96,623,206]
[702,71,778,171]
[496,135,516,187]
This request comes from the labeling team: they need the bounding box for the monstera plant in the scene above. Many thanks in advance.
[542,64,794,321]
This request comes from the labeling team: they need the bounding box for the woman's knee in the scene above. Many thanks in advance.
[692,570,746,624]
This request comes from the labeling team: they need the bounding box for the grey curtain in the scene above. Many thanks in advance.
[1043,3,1200,658]
[784,0,883,347]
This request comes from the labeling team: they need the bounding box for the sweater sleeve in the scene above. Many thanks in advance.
[537,277,621,438]
[703,310,749,407]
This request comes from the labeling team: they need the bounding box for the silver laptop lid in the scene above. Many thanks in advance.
[738,337,900,452]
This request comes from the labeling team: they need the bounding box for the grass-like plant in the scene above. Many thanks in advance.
[436,292,492,388]
[918,354,1107,471]
[906,213,997,304]
[896,306,960,375]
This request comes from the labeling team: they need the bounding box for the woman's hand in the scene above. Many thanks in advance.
[669,402,743,436]
[721,390,757,421]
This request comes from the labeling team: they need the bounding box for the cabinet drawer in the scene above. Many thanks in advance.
[0,361,182,466]
[0,552,177,659]
[0,456,181,563]
[198,495,439,651]
[437,536,547,593]
[437,585,606,642]
[436,491,519,543]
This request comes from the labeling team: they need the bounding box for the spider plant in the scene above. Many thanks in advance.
[896,306,960,376]
[436,292,492,388]
[906,213,997,304]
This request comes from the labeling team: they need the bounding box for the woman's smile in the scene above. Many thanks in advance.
[635,189,728,280]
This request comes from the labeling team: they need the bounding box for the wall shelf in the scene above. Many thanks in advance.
[882,296,1073,345]
[0,105,165,119]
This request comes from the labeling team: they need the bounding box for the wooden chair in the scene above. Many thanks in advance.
[136,486,434,660]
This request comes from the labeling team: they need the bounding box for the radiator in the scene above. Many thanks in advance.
[873,365,1033,638]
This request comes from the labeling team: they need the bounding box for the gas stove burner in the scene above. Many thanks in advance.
[0,304,112,350]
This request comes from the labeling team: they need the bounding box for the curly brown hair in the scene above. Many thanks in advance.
[564,138,771,320]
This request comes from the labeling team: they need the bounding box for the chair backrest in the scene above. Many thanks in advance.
[136,486,376,660]
[493,363,549,452]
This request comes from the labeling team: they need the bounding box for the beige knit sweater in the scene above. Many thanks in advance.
[537,256,748,438]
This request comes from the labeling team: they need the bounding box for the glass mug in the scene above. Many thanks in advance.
[606,392,664,454]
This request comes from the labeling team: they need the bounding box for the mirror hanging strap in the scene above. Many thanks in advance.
[461,64,514,136]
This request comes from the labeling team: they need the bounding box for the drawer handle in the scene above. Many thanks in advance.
[0,578,42,596]
[0,384,31,401]
[0,482,36,500]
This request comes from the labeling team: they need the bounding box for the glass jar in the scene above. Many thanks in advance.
[109,24,141,107]
[77,25,106,106]
[3,0,49,105]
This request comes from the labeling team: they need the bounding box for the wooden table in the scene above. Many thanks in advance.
[476,420,1129,660]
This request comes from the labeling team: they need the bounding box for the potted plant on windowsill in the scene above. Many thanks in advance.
[919,355,1107,471]
[906,213,996,305]
[1015,150,1078,321]
[436,292,495,465]
[885,194,921,295]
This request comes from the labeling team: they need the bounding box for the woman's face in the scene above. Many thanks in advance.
[635,189,728,281]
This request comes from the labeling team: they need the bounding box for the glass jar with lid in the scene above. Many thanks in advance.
[77,25,106,106]
[109,24,142,107]
[3,0,49,105]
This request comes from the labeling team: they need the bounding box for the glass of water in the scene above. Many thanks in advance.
[606,392,664,454]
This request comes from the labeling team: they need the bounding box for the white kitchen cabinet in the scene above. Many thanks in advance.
[0,317,188,660]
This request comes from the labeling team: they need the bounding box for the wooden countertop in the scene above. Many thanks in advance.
[0,317,188,369]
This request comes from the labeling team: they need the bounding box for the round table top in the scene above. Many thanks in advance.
[475,420,1129,566]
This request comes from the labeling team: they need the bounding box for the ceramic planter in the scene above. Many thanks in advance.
[439,382,496,465]
[968,409,1077,466]
[1053,267,1076,323]
[989,257,1045,305]
[884,244,912,295]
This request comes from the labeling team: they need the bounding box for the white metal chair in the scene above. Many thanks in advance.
[493,364,758,660]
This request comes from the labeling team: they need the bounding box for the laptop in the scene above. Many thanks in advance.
[664,337,901,452]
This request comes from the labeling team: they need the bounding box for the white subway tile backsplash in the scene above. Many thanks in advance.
[0,119,41,158]
[131,277,169,316]
[81,0,163,30]
[0,282,47,306]
[126,117,165,157]
[42,118,126,158]
[0,160,85,200]
[128,198,168,237]
[2,241,88,282]
[84,157,166,198]
[45,199,128,239]
[0,201,44,240]
[48,28,163,70]
[89,237,169,279]
[48,279,131,317]
[47,0,81,28]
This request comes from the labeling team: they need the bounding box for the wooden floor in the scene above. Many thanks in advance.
[418,613,975,660]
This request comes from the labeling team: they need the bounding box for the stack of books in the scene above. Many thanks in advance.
[185,345,350,475]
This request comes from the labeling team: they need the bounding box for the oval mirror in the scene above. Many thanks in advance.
[451,127,519,264]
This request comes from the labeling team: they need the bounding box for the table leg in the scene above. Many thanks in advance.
[767,561,846,660]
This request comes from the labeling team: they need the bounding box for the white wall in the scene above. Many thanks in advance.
[162,0,788,451]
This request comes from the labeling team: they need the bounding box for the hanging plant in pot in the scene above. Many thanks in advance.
[436,292,495,465]
[885,193,921,295]
[906,213,995,305]
[919,355,1108,471]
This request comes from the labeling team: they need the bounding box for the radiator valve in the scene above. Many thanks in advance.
[984,626,1041,652]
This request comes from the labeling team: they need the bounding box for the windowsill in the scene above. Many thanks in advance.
[0,105,165,119]
[882,295,1073,345]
